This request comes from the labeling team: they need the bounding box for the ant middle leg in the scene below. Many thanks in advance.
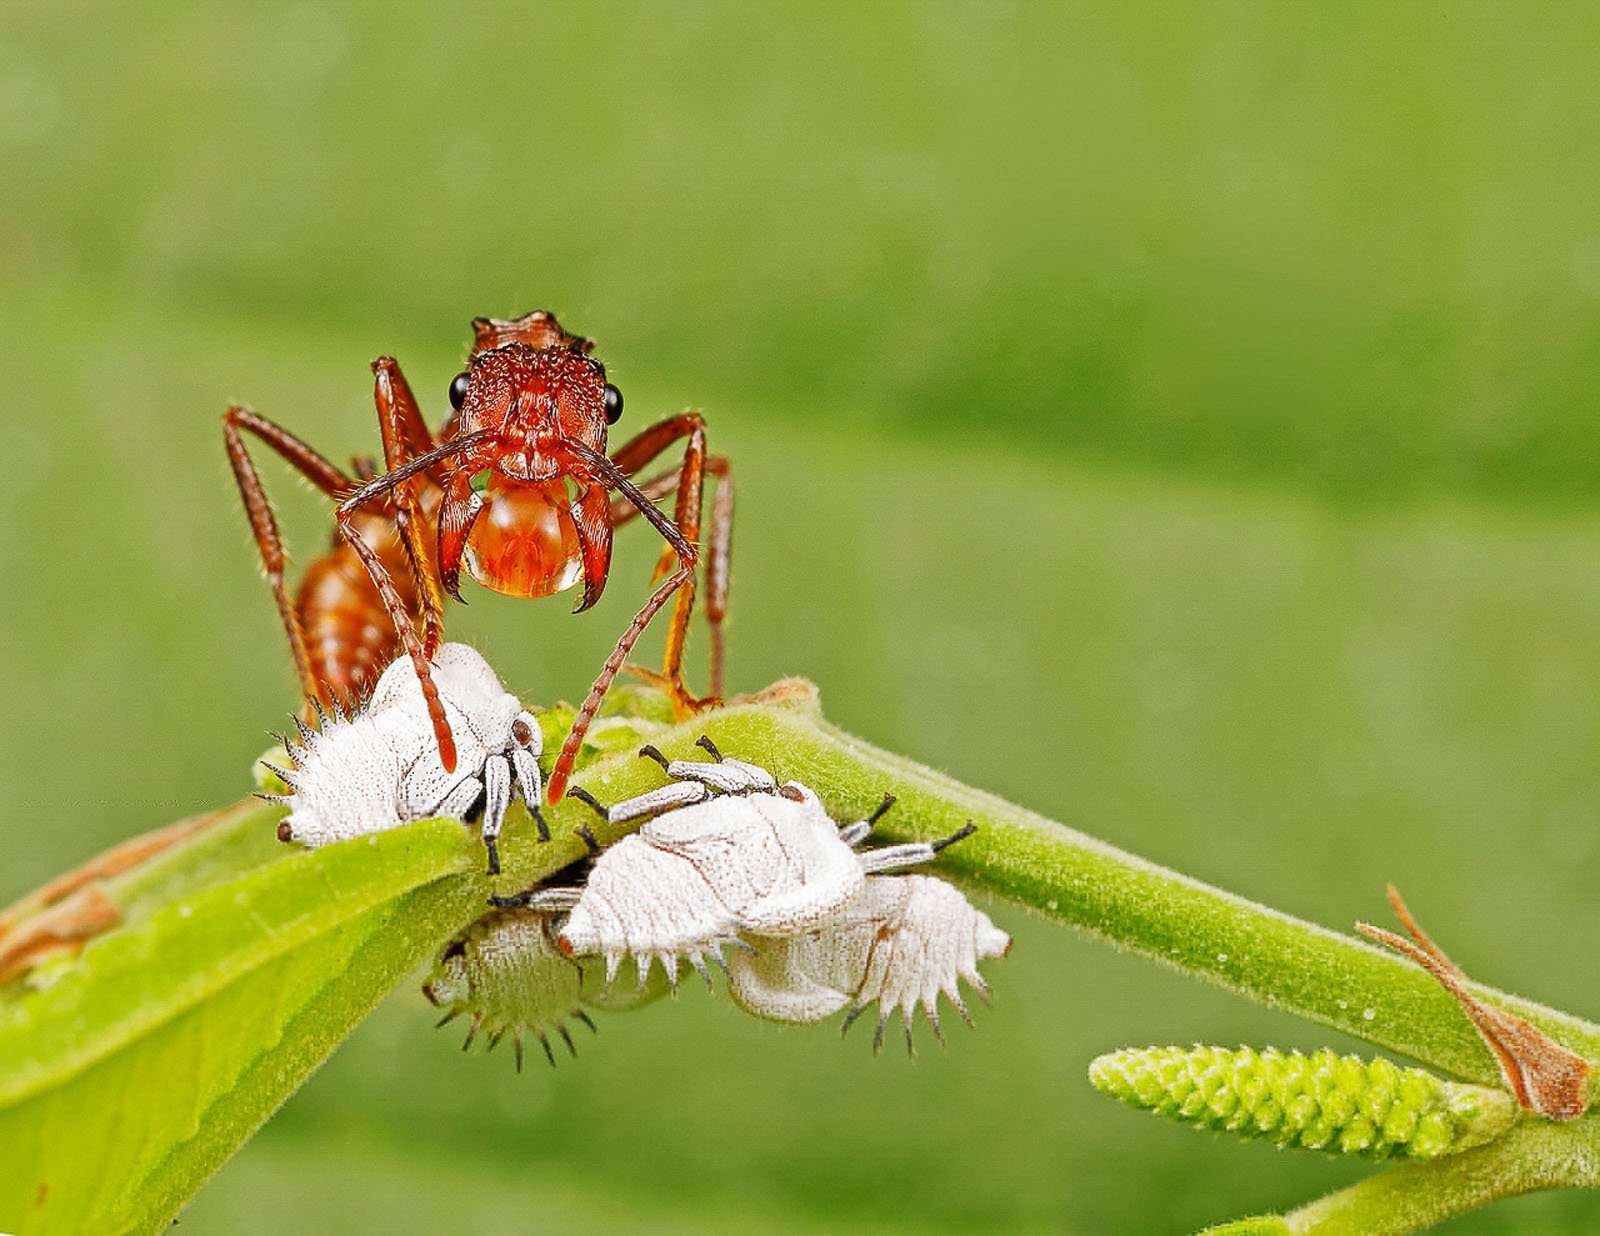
[334,431,494,775]
[222,406,358,709]
[546,442,706,803]
[607,415,734,709]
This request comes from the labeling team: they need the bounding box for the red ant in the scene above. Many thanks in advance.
[224,310,732,813]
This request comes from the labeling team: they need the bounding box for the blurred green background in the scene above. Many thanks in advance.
[4,3,1600,1232]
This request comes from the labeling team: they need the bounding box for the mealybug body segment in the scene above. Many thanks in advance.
[727,873,1011,1051]
[423,906,669,1069]
[424,907,587,1070]
[531,781,871,986]
[263,642,545,872]
[507,742,971,995]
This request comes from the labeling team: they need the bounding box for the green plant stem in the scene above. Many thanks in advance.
[1280,1116,1600,1235]
[659,693,1600,1087]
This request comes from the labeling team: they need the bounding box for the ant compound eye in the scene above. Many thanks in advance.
[602,383,623,424]
[448,372,471,411]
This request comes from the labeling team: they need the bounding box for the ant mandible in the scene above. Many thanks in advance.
[224,310,732,808]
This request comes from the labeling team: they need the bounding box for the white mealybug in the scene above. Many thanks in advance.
[726,873,1012,1053]
[261,642,546,873]
[423,906,669,1070]
[495,737,973,989]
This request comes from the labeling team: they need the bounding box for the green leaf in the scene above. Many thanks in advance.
[0,801,480,1235]
[0,695,787,1235]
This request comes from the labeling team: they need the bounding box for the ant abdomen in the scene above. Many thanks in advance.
[295,522,414,710]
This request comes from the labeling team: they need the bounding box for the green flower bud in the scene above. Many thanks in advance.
[1089,1045,1516,1161]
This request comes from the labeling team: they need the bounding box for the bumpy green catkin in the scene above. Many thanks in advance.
[1089,1045,1516,1161]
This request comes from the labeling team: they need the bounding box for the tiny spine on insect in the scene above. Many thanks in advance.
[1088,1045,1517,1161]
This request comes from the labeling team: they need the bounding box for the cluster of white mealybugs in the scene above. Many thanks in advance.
[261,643,547,874]
[485,738,1011,1054]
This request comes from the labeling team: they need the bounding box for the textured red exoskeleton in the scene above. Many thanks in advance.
[224,310,732,805]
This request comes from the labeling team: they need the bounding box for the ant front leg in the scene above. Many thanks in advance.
[547,442,708,804]
[222,406,357,709]
[607,414,734,707]
[335,432,495,776]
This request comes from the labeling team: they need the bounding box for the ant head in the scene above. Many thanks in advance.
[456,346,611,453]
[449,310,622,463]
